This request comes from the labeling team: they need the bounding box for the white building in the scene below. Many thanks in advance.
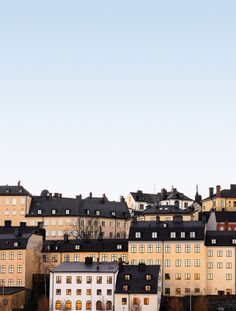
[50,258,119,311]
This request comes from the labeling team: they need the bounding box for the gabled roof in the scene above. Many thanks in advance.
[205,231,236,246]
[143,204,193,215]
[43,239,128,253]
[129,220,205,241]
[0,185,32,196]
[115,264,160,294]
[52,261,119,273]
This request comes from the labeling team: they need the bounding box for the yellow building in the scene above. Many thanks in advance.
[202,184,236,212]
[0,287,25,311]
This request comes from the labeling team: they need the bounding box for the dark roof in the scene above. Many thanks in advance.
[0,221,45,236]
[130,191,159,204]
[52,262,119,273]
[0,233,31,250]
[203,185,236,201]
[0,185,32,196]
[205,231,236,246]
[129,220,205,241]
[0,287,25,295]
[115,264,160,294]
[27,196,131,219]
[143,205,193,215]
[199,211,236,223]
[43,239,128,253]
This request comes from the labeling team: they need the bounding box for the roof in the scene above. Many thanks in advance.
[200,211,236,223]
[0,221,44,236]
[143,204,193,215]
[129,220,205,241]
[27,196,131,219]
[52,261,119,273]
[115,264,160,294]
[0,287,25,295]
[43,239,128,253]
[0,232,31,250]
[0,185,32,196]
[205,231,236,246]
[203,185,236,201]
[129,191,159,204]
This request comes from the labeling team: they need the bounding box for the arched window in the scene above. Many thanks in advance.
[76,300,82,310]
[96,300,102,310]
[106,301,112,310]
[86,300,91,310]
[65,300,72,310]
[55,300,62,310]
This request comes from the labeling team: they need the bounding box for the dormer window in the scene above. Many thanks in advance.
[232,239,236,244]
[95,210,100,216]
[122,285,129,291]
[37,209,42,215]
[145,285,151,291]
[152,232,158,238]
[124,275,131,280]
[65,209,70,215]
[111,211,116,217]
[181,232,185,238]
[211,239,216,244]
[170,232,176,238]
[46,245,50,250]
[190,232,196,238]
[52,209,56,215]
[75,245,80,250]
[135,232,141,238]
[163,223,167,228]
[117,244,122,250]
[14,242,19,247]
[146,274,152,280]
[86,209,90,216]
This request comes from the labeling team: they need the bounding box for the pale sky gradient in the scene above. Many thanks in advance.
[0,1,235,200]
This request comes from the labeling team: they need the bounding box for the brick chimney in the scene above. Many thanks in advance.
[216,185,221,198]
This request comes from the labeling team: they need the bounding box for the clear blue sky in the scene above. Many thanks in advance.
[0,1,235,200]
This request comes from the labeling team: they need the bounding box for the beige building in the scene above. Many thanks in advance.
[0,287,25,311]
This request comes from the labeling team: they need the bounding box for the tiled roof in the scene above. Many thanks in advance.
[43,239,128,253]
[115,264,160,294]
[52,261,119,273]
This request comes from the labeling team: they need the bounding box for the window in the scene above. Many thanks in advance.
[102,254,108,262]
[156,244,161,253]
[56,289,61,295]
[194,244,200,253]
[97,289,102,295]
[86,300,91,310]
[185,244,191,253]
[195,288,200,294]
[208,250,213,257]
[56,276,61,284]
[9,252,14,260]
[175,273,181,280]
[1,252,6,260]
[5,198,10,205]
[64,255,70,262]
[232,239,236,244]
[135,232,141,238]
[107,276,112,284]
[14,242,19,247]
[226,274,232,280]
[152,232,158,238]
[124,274,131,281]
[8,265,14,273]
[165,288,170,295]
[17,265,22,273]
[37,209,42,215]
[16,279,22,286]
[122,298,127,305]
[165,244,171,253]
[146,274,152,280]
[207,273,213,280]
[207,262,213,269]
[175,288,181,295]
[139,244,145,253]
[194,273,200,280]
[76,276,82,284]
[194,259,200,267]
[165,259,171,267]
[190,232,196,238]
[107,289,112,295]
[170,232,176,238]
[55,300,62,310]
[66,289,71,295]
[0,266,6,273]
[144,298,149,305]
[87,276,92,284]
[76,300,82,310]
[175,259,181,267]
[211,239,216,244]
[217,250,223,257]
[65,300,72,310]
[76,289,81,295]
[117,244,122,250]
[65,209,70,215]
[185,259,191,267]
[66,276,72,284]
[217,262,223,269]
[52,209,57,215]
[97,276,102,284]
[8,279,14,286]
[111,254,117,261]
[145,285,151,291]
[122,285,129,291]
[185,273,191,280]
[175,244,181,253]
[181,232,185,238]
[74,254,80,262]
[185,288,190,294]
[86,289,91,295]
[165,273,170,280]
[226,250,232,257]
[226,262,232,269]
[17,252,23,260]
[147,244,153,253]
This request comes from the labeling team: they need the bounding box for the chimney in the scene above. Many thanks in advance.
[54,193,58,198]
[20,222,26,228]
[216,185,221,198]
[138,262,146,272]
[230,184,236,191]
[49,193,52,199]
[161,188,167,200]
[64,233,69,242]
[89,192,92,198]
[17,180,21,186]
[14,228,21,237]
[58,193,62,198]
[118,257,123,270]
[5,220,12,228]
[101,194,106,203]
[120,196,125,202]
[137,190,142,194]
[76,194,82,200]
[209,187,214,198]
[156,216,160,223]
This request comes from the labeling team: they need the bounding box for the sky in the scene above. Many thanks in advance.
[0,1,235,200]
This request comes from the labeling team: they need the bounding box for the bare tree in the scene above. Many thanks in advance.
[68,217,100,240]
[167,297,184,311]
[193,296,208,311]
[130,297,143,311]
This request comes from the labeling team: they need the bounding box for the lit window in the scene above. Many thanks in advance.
[86,300,91,310]
[145,285,151,291]
[66,276,72,284]
[185,273,191,280]
[37,209,42,215]
[122,298,127,305]
[76,300,82,310]
[52,209,56,215]
[74,254,80,262]
[156,244,161,253]
[190,232,196,238]
[194,273,200,280]
[152,232,158,238]
[66,289,71,295]
[211,239,216,244]
[170,232,176,238]
[122,285,129,291]
[124,274,131,281]
[55,300,62,310]
[131,245,136,253]
[135,232,141,238]
[147,244,153,253]
[139,244,145,253]
[117,244,122,250]
[65,300,72,310]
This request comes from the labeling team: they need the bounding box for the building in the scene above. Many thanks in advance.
[128,217,206,297]
[158,187,193,209]
[49,259,119,311]
[202,184,236,212]
[0,287,25,311]
[115,263,161,311]
[126,190,158,212]
[42,238,128,270]
[200,209,236,231]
